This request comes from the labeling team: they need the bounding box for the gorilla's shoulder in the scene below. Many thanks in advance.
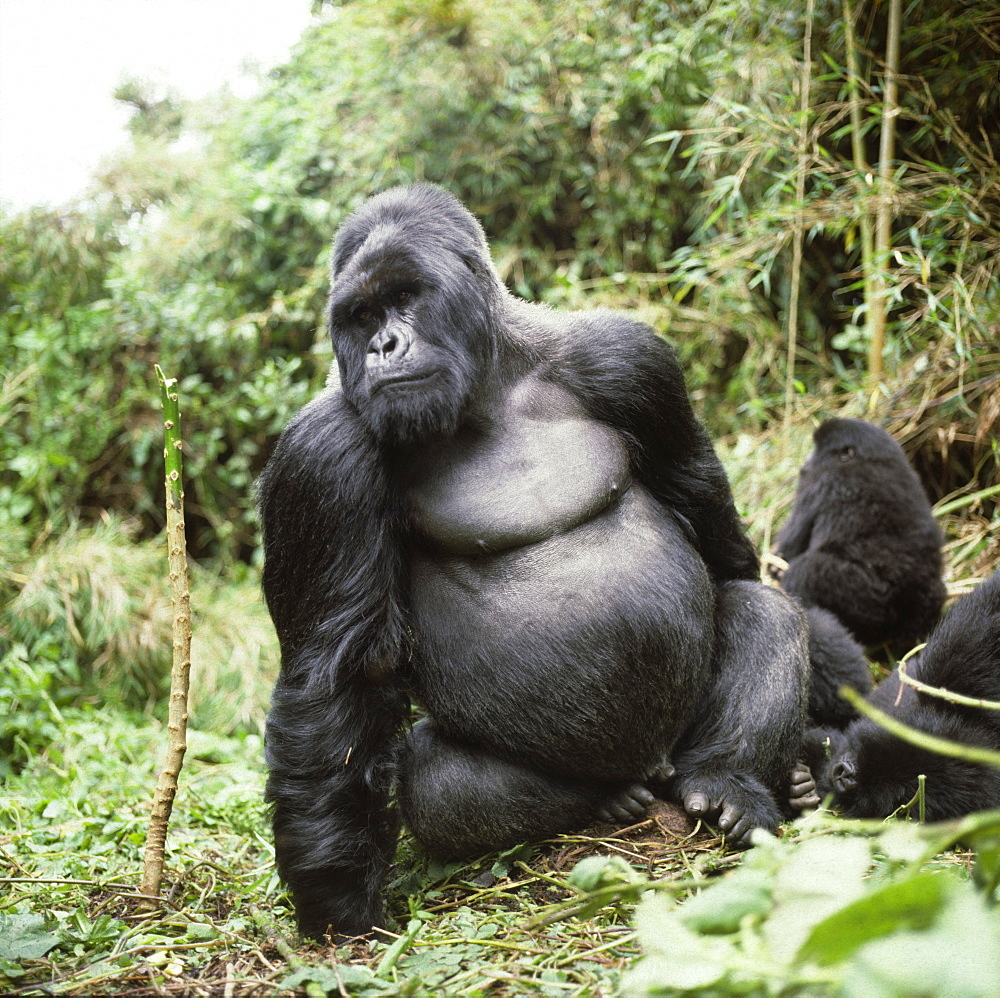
[264,388,374,489]
[553,306,660,345]
[541,307,681,385]
[282,388,353,446]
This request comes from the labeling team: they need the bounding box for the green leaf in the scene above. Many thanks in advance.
[0,913,60,961]
[799,870,954,965]
[629,895,729,991]
[679,869,773,934]
[491,842,533,879]
[876,822,930,864]
[840,889,1000,998]
[568,854,642,892]
[375,918,423,978]
[763,835,871,962]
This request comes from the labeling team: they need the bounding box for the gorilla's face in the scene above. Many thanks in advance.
[327,186,500,443]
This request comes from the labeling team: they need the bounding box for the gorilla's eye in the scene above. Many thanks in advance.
[355,307,376,324]
[395,290,412,306]
[839,446,856,461]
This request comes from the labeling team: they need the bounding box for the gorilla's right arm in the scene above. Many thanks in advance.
[258,395,410,940]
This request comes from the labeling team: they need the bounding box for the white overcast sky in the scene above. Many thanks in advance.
[0,0,314,211]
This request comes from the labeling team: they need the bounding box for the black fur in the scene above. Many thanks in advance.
[775,417,946,649]
[803,606,872,727]
[804,572,1000,819]
[258,184,809,940]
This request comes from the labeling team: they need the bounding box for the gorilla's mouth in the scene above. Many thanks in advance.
[373,370,443,393]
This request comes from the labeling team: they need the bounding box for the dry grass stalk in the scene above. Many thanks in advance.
[867,0,903,392]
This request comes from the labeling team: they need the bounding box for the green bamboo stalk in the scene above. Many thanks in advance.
[140,366,193,904]
[867,0,903,395]
[784,0,815,429]
[843,0,875,333]
[932,483,1000,518]
[898,652,1000,710]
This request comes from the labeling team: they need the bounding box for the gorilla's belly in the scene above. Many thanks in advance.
[408,488,715,778]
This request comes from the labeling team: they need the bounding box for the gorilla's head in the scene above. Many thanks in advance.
[807,418,907,470]
[829,707,991,821]
[327,185,505,443]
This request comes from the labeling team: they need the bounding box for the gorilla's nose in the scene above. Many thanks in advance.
[367,323,412,363]
[831,758,857,793]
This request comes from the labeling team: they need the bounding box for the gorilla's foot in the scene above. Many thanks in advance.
[789,760,820,811]
[595,783,655,824]
[673,770,780,847]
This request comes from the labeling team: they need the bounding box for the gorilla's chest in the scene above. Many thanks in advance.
[404,379,629,555]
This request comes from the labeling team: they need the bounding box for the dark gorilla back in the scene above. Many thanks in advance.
[775,418,945,649]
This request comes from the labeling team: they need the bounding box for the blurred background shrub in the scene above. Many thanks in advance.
[1,0,997,740]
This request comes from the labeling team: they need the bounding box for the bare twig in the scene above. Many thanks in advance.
[784,0,814,430]
[843,0,875,342]
[868,0,903,394]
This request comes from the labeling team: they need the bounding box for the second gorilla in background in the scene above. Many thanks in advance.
[774,418,946,650]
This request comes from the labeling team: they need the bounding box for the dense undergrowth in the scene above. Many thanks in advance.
[2,428,997,995]
[2,0,999,994]
[2,701,999,996]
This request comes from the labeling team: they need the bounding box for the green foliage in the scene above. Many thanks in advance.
[2,0,996,565]
[113,78,184,141]
[0,714,274,991]
[1,712,628,994]
[622,817,1000,997]
[4,691,1000,995]
[0,521,276,767]
[0,645,79,780]
[0,913,60,974]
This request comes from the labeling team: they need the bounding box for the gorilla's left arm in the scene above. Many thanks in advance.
[559,313,758,582]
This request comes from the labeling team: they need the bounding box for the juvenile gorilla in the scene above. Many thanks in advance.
[803,572,1000,819]
[774,418,946,650]
[258,184,809,940]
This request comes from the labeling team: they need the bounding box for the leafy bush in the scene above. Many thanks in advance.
[2,0,996,563]
[617,813,1000,997]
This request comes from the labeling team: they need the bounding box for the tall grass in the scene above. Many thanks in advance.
[2,519,277,736]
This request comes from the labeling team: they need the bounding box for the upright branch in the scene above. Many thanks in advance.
[140,365,193,904]
[867,0,903,396]
[784,0,814,429]
[843,0,875,336]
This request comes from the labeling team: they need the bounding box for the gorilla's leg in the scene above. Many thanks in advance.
[670,581,809,845]
[399,721,649,857]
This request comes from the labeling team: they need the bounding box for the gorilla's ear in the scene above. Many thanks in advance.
[458,251,481,277]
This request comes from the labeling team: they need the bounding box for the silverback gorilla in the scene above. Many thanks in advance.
[774,418,946,650]
[803,571,1000,819]
[257,184,809,940]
